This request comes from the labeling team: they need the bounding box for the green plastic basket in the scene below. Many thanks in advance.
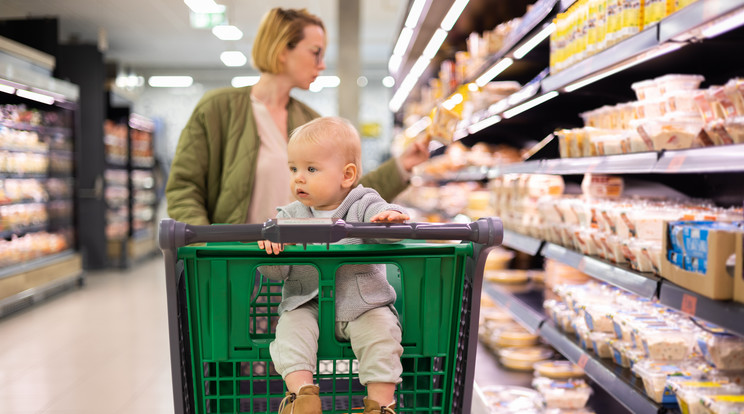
[159,218,502,414]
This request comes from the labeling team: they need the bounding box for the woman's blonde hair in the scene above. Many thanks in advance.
[289,117,363,181]
[252,8,325,74]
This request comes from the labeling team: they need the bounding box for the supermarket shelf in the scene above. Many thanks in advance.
[541,26,659,92]
[0,249,77,281]
[539,322,665,414]
[483,282,545,332]
[541,243,660,299]
[659,0,744,42]
[0,264,83,319]
[502,229,543,256]
[0,223,49,239]
[658,281,744,338]
[653,145,744,173]
[540,152,660,175]
[0,120,73,137]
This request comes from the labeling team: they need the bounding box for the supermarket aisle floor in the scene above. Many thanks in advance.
[0,256,174,414]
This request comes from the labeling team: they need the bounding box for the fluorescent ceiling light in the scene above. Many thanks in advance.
[16,89,55,105]
[422,28,448,59]
[702,9,744,38]
[468,83,479,92]
[441,0,469,31]
[468,115,501,134]
[309,75,341,92]
[382,76,395,88]
[220,51,247,67]
[212,25,243,40]
[409,55,431,79]
[503,91,559,119]
[405,0,427,28]
[442,93,463,110]
[563,43,683,92]
[231,76,259,88]
[0,83,16,94]
[513,23,555,59]
[389,73,418,112]
[393,27,414,56]
[388,54,403,74]
[475,58,513,87]
[148,76,194,88]
[184,0,225,14]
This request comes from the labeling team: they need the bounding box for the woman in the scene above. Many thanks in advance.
[165,7,429,226]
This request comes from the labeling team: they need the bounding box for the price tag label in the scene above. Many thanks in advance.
[666,154,686,173]
[577,354,589,369]
[681,293,698,316]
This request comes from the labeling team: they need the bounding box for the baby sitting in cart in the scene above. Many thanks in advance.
[258,116,408,414]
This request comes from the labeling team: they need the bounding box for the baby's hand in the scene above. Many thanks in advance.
[371,210,410,223]
[258,240,284,255]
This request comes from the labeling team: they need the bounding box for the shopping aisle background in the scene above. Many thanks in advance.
[0,257,174,414]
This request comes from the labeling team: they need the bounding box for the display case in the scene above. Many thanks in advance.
[395,0,744,412]
[0,35,83,317]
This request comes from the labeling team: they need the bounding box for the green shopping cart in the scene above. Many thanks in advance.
[159,217,503,413]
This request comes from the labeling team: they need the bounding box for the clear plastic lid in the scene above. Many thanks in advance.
[533,378,593,410]
[480,385,544,413]
[631,79,660,101]
[655,74,705,95]
[639,326,696,360]
[534,360,586,379]
[701,394,744,414]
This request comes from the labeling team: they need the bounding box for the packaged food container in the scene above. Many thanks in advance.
[610,340,635,368]
[723,78,744,116]
[667,377,742,414]
[534,360,586,379]
[640,326,696,360]
[636,97,668,119]
[480,385,544,413]
[655,74,705,95]
[485,248,515,271]
[665,89,703,116]
[632,360,705,403]
[494,327,540,348]
[632,118,703,151]
[632,79,661,101]
[533,378,593,409]
[697,327,744,371]
[626,347,646,371]
[583,304,616,333]
[724,116,744,144]
[485,269,530,285]
[589,331,615,359]
[498,346,554,371]
[700,394,744,414]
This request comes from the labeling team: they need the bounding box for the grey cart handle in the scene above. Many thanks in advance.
[159,217,503,251]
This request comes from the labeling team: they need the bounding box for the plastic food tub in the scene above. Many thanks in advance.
[534,360,586,379]
[533,378,593,409]
[498,346,554,371]
[667,377,741,414]
[632,360,705,404]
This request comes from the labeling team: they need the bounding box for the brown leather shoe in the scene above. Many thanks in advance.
[278,384,322,414]
[362,397,396,414]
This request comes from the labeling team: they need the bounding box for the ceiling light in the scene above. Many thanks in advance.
[16,89,55,105]
[422,28,448,59]
[220,51,247,67]
[441,0,470,31]
[393,27,414,57]
[388,55,403,74]
[702,9,744,38]
[0,83,15,95]
[468,83,479,92]
[405,0,427,28]
[503,91,559,119]
[148,76,194,88]
[513,22,555,59]
[212,25,243,40]
[309,76,341,92]
[231,76,259,87]
[382,76,395,88]
[405,116,431,138]
[475,58,513,87]
[357,76,368,87]
[442,93,463,110]
[184,0,225,14]
[409,55,431,79]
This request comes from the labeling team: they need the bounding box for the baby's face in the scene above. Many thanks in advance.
[287,139,350,211]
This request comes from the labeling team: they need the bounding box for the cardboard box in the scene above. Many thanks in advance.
[661,222,737,300]
[734,235,744,304]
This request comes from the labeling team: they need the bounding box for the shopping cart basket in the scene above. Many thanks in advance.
[159,217,503,414]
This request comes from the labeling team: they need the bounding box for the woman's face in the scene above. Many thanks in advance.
[283,24,326,89]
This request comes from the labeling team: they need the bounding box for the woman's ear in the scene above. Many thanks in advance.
[341,163,357,188]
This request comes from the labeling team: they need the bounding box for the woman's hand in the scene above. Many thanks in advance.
[371,211,410,223]
[399,134,431,172]
[258,240,284,255]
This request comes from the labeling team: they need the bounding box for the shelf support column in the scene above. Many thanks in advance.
[338,0,360,128]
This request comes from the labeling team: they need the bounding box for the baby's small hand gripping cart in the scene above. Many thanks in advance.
[159,217,503,414]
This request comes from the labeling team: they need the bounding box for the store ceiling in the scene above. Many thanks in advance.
[0,0,406,83]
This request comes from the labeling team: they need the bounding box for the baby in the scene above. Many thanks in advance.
[258,116,408,414]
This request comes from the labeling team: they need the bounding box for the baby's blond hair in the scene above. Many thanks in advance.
[289,117,362,181]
